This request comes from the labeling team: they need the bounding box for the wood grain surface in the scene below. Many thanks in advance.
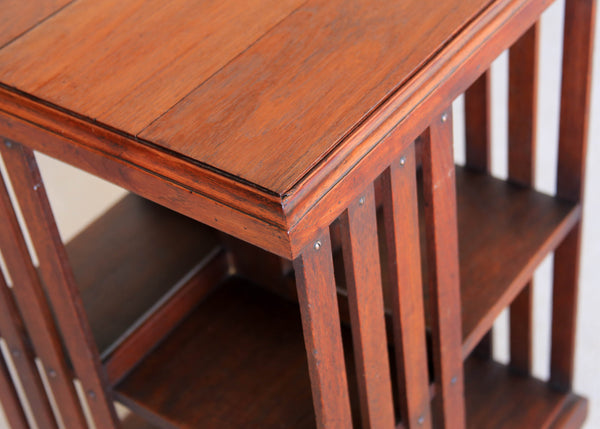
[0,0,304,133]
[0,0,489,194]
[0,0,71,48]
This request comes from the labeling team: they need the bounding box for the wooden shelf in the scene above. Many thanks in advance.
[331,166,581,359]
[65,194,221,356]
[449,167,581,356]
[113,276,585,429]
[465,357,587,428]
[114,277,318,429]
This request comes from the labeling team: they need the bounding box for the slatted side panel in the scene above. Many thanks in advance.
[293,231,353,429]
[0,142,119,428]
[339,184,396,429]
[464,70,494,360]
[551,0,597,391]
[0,270,58,429]
[380,144,433,429]
[508,22,540,375]
[421,108,466,429]
[0,143,88,428]
[0,346,29,429]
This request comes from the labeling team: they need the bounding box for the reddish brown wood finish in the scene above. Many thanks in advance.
[0,0,71,47]
[550,0,596,392]
[464,69,493,360]
[0,0,557,260]
[339,184,395,429]
[464,70,492,172]
[465,357,588,428]
[421,110,466,428]
[0,143,119,428]
[293,232,352,429]
[104,249,229,385]
[380,145,432,429]
[0,272,58,429]
[0,148,87,428]
[507,21,539,375]
[0,349,28,429]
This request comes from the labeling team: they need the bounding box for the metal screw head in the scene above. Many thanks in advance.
[87,390,96,400]
[441,112,449,123]
[48,369,57,378]
[358,196,365,206]
[4,140,12,148]
[33,184,41,191]
[418,415,425,425]
[11,349,20,358]
[451,376,458,385]
[399,156,406,166]
[313,241,322,251]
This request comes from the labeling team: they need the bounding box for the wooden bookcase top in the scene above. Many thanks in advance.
[0,0,489,194]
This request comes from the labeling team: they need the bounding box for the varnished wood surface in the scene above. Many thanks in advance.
[116,278,318,429]
[465,357,587,428]
[66,193,219,355]
[0,0,556,260]
[0,0,489,195]
[0,0,71,48]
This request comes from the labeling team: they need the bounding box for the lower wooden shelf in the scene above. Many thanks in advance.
[114,276,586,429]
[65,194,220,357]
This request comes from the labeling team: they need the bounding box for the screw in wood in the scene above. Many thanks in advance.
[48,369,57,378]
[87,390,96,400]
[4,140,12,148]
[314,241,322,251]
[418,415,425,425]
[441,112,449,123]
[400,156,406,166]
[358,196,365,206]
[11,349,20,358]
[451,376,457,385]
[33,184,41,191]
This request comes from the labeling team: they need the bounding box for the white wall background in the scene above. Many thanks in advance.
[0,0,598,427]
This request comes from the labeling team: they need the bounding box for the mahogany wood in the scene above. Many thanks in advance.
[379,146,432,429]
[464,69,493,360]
[103,249,229,385]
[507,21,539,375]
[293,231,352,429]
[0,0,71,48]
[1,143,119,428]
[0,149,87,428]
[464,70,492,172]
[551,0,597,392]
[116,278,319,429]
[339,184,395,429]
[465,357,588,428]
[66,193,220,355]
[421,110,466,428]
[0,0,557,260]
[0,349,28,429]
[0,272,57,429]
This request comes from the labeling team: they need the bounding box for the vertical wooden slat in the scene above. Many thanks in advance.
[421,108,466,429]
[0,144,87,429]
[464,70,493,360]
[293,230,353,429]
[0,272,58,429]
[551,0,596,391]
[380,143,432,429]
[464,70,492,172]
[508,22,540,376]
[1,142,119,428]
[339,183,395,429]
[0,349,29,429]
[508,23,539,186]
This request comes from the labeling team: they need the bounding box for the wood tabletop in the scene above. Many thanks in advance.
[0,0,491,195]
